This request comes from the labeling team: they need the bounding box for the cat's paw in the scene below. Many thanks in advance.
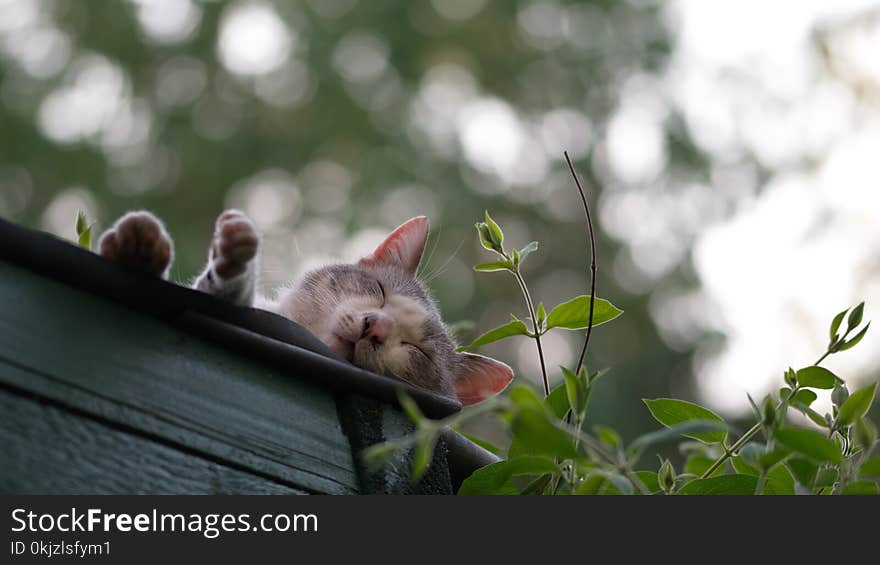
[98,211,173,278]
[211,210,259,279]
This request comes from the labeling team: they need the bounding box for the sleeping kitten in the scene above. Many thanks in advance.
[97,210,513,405]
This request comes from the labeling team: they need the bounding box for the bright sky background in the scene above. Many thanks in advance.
[662,0,880,415]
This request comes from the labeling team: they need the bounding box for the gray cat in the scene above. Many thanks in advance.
[97,210,513,405]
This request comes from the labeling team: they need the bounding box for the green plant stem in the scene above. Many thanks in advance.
[572,418,584,450]
[512,268,550,396]
[755,472,768,495]
[700,422,762,479]
[700,347,834,480]
[818,323,857,366]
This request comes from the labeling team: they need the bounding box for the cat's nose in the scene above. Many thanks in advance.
[362,313,392,344]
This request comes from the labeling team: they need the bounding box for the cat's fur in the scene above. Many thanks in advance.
[98,210,512,404]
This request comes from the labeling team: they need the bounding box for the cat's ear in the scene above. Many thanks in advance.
[359,216,429,274]
[454,352,514,406]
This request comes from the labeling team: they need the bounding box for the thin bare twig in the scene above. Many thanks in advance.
[564,151,597,375]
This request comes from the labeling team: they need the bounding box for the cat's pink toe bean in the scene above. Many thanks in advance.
[210,211,259,278]
[98,230,120,259]
[98,212,172,277]
[217,209,247,224]
[218,218,256,239]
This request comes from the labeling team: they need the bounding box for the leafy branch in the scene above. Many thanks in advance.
[698,302,872,480]
[363,154,878,496]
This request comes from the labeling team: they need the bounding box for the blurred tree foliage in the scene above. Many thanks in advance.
[0,0,713,448]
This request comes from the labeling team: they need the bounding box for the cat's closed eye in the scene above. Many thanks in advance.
[376,281,386,306]
[403,342,431,361]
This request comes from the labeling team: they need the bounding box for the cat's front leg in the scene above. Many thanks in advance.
[193,210,259,306]
[98,211,174,279]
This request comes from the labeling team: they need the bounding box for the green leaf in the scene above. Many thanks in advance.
[545,295,623,331]
[838,322,870,351]
[677,474,759,495]
[831,384,849,407]
[588,367,610,384]
[476,223,496,252]
[757,446,791,471]
[458,457,561,495]
[510,406,578,459]
[361,441,400,472]
[77,226,92,250]
[75,210,93,249]
[658,459,675,492]
[489,456,561,478]
[794,389,817,407]
[505,457,562,477]
[761,395,776,427]
[732,456,760,476]
[837,382,876,427]
[629,420,727,453]
[458,432,501,456]
[456,317,530,352]
[411,431,438,482]
[841,480,879,495]
[474,260,513,272]
[814,467,838,488]
[762,465,796,495]
[536,302,546,328]
[796,366,841,389]
[854,417,877,450]
[684,454,719,477]
[787,457,818,488]
[75,209,88,234]
[830,308,847,342]
[858,455,880,478]
[484,210,504,248]
[561,366,589,420]
[397,392,424,425]
[774,428,842,464]
[518,241,539,264]
[508,384,544,410]
[595,425,621,448]
[738,442,763,466]
[847,301,865,332]
[544,382,570,420]
[784,367,797,388]
[643,398,727,444]
[519,474,553,495]
[634,470,661,494]
[574,472,607,495]
[791,401,829,428]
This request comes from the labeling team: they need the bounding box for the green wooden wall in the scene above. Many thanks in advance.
[0,261,454,494]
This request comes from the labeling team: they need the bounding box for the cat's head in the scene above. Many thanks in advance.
[306,216,513,405]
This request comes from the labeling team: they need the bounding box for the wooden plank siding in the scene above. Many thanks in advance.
[0,389,304,494]
[0,262,358,494]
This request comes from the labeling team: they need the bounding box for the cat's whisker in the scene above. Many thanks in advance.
[417,222,443,280]
[421,238,465,284]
